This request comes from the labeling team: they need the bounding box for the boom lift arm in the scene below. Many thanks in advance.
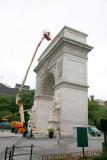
[16,31,51,125]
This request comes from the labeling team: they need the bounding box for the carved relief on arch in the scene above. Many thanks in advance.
[34,76,40,97]
[56,59,63,81]
[37,60,49,75]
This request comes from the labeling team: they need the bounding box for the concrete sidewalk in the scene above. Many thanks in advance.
[0,131,104,160]
[0,130,49,138]
[14,136,103,160]
[0,130,21,138]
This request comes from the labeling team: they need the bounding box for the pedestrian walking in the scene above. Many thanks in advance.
[26,125,32,138]
[23,128,28,138]
[31,126,36,139]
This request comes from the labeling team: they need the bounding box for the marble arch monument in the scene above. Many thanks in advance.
[30,26,93,135]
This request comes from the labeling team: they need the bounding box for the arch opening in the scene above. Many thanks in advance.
[41,73,55,96]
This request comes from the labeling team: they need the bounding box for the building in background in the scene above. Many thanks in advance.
[0,83,30,95]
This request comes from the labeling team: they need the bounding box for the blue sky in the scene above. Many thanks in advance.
[0,0,107,100]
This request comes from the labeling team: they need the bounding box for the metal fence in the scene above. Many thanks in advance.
[4,144,102,160]
[39,151,102,160]
[4,144,36,160]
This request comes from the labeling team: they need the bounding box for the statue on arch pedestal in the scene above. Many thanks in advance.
[51,94,62,122]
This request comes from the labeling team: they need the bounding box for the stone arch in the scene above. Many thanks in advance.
[32,26,93,134]
[41,73,55,96]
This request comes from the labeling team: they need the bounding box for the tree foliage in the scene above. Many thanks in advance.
[19,89,35,122]
[19,90,34,110]
[0,89,35,122]
[0,91,107,127]
[0,95,16,112]
[88,96,107,128]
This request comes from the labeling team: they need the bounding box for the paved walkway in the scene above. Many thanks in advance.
[0,130,19,138]
[0,130,104,160]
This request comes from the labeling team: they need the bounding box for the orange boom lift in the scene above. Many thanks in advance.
[16,31,51,126]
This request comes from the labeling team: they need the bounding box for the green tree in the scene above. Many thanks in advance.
[20,90,34,109]
[88,98,100,125]
[0,89,35,123]
[88,95,107,128]
[18,89,35,123]
[93,107,107,128]
[0,95,17,112]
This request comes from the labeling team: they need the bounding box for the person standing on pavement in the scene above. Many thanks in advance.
[31,126,36,138]
[26,125,31,138]
[23,127,28,138]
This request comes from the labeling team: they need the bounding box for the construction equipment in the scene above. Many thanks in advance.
[0,109,29,133]
[16,31,51,126]
[11,121,25,133]
[0,112,19,122]
[0,109,29,121]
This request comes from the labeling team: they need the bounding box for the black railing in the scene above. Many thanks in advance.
[4,144,35,160]
[39,151,102,160]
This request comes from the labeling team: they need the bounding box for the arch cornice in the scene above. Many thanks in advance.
[55,80,89,91]
[34,37,93,73]
[34,94,53,101]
